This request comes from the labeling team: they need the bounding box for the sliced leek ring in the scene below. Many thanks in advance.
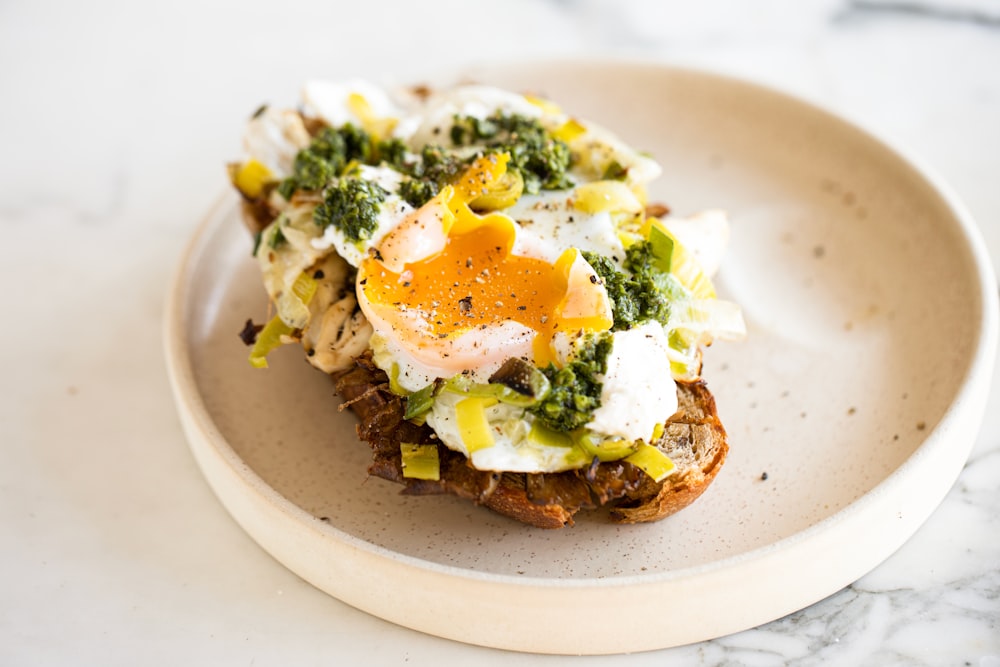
[643,217,716,299]
[400,443,440,480]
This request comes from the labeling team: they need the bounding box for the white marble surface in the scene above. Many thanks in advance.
[2,0,998,664]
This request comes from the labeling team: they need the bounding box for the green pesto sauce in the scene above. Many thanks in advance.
[396,145,467,208]
[583,242,671,331]
[529,332,612,432]
[313,177,387,243]
[276,109,577,248]
[279,111,573,215]
[449,112,573,195]
[278,123,401,199]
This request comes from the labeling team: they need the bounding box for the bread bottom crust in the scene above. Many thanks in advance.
[333,354,729,528]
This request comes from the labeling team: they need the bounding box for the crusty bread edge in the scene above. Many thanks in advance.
[482,474,576,529]
[479,381,729,528]
[334,356,730,528]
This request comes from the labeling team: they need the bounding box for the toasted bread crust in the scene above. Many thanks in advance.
[610,387,728,523]
[334,354,729,528]
[482,474,575,529]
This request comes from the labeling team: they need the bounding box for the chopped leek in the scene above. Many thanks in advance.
[650,422,665,443]
[249,271,318,368]
[455,396,498,453]
[248,314,294,369]
[275,270,319,330]
[643,218,715,300]
[387,363,406,395]
[291,270,318,301]
[453,153,511,203]
[668,299,747,342]
[624,443,676,482]
[232,159,272,199]
[523,94,563,115]
[646,222,675,274]
[404,383,438,421]
[444,373,547,408]
[601,160,629,181]
[664,299,746,380]
[400,443,440,480]
[552,118,586,142]
[575,432,639,462]
[468,168,524,212]
[527,421,575,449]
[573,180,644,215]
[346,92,397,140]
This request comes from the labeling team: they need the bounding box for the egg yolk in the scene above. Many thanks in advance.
[360,214,571,359]
[358,154,613,371]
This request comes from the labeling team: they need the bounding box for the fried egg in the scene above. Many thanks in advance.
[242,81,742,473]
[357,170,615,393]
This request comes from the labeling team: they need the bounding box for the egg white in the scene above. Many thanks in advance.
[243,81,737,473]
[301,79,402,128]
[586,322,678,443]
[308,165,415,267]
[422,324,678,473]
[425,391,591,474]
[506,191,628,265]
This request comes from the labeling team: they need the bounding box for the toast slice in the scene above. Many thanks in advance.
[334,353,728,528]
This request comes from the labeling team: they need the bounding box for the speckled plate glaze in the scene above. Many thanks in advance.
[164,61,997,654]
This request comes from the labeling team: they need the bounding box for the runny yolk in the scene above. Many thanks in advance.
[360,217,567,359]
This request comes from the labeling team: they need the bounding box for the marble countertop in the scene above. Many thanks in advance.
[3,0,998,664]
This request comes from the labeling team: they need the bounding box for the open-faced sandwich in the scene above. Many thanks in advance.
[230,80,745,528]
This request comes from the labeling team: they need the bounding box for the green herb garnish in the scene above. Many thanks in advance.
[278,124,408,199]
[313,177,387,243]
[450,112,573,194]
[529,333,612,432]
[582,244,671,331]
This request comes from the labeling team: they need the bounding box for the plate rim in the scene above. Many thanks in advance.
[163,60,998,654]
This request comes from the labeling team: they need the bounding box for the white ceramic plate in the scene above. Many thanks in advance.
[164,61,997,655]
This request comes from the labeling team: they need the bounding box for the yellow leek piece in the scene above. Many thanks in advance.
[290,271,318,304]
[553,118,586,142]
[400,443,440,481]
[276,270,320,330]
[249,271,318,369]
[233,159,272,199]
[647,222,676,274]
[642,217,716,300]
[523,94,562,115]
[576,433,638,462]
[347,92,373,124]
[469,169,524,212]
[624,443,676,482]
[455,396,498,453]
[453,152,511,202]
[347,92,397,139]
[650,422,665,443]
[527,421,574,449]
[387,363,406,396]
[573,180,644,215]
[670,358,701,382]
[616,229,643,249]
[248,314,294,369]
